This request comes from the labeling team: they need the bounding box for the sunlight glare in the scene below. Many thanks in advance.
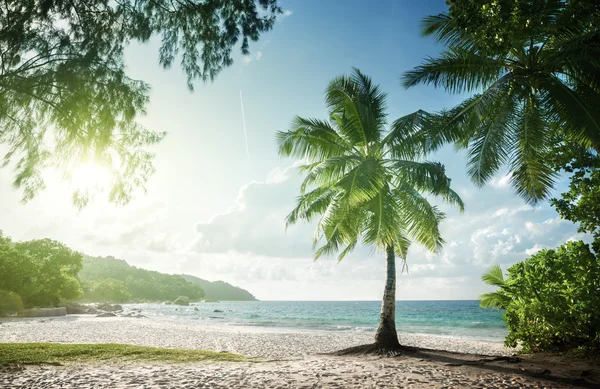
[70,162,112,191]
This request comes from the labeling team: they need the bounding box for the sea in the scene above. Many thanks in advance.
[124,300,507,342]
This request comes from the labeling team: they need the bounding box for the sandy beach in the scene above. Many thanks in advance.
[0,315,513,358]
[1,314,597,388]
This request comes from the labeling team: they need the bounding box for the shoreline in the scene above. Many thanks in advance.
[0,314,514,358]
[3,316,597,388]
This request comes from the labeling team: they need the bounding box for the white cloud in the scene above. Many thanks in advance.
[490,172,512,188]
[243,51,263,64]
[280,9,293,20]
[1,157,591,300]
[183,163,591,296]
[191,165,319,258]
[525,244,545,255]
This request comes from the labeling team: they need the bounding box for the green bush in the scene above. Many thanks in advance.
[481,241,600,353]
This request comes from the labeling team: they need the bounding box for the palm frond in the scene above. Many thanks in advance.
[384,110,446,158]
[394,185,445,253]
[508,94,558,204]
[401,49,506,94]
[337,159,385,206]
[350,68,388,144]
[540,73,600,152]
[465,90,519,186]
[276,117,352,161]
[481,264,505,287]
[325,76,369,147]
[479,291,510,310]
[300,155,361,194]
[420,13,471,49]
[285,186,337,227]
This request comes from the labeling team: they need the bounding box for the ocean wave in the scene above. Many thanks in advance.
[334,325,353,330]
[353,326,377,332]
[470,321,505,329]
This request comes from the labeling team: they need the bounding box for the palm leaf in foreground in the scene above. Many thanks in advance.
[402,5,600,204]
[479,265,511,310]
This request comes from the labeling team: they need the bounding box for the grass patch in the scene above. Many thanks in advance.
[0,343,246,364]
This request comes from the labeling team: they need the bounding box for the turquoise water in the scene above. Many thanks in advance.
[125,300,507,342]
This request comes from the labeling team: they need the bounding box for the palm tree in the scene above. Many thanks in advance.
[276,69,464,353]
[401,2,600,204]
[479,264,511,310]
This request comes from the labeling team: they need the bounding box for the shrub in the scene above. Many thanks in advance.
[481,241,600,353]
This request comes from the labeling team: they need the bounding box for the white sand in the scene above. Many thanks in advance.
[2,356,574,389]
[0,315,514,358]
[3,316,572,388]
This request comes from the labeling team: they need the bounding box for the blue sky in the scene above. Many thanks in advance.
[0,0,589,300]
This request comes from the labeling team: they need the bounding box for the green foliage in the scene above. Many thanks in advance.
[0,0,280,205]
[481,241,600,353]
[440,0,600,55]
[0,234,83,309]
[0,343,246,364]
[89,279,132,303]
[404,0,600,204]
[546,139,600,252]
[0,291,23,316]
[79,256,204,302]
[0,235,38,310]
[277,69,463,261]
[479,264,512,310]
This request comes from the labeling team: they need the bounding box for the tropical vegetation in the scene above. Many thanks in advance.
[182,274,257,301]
[480,241,600,353]
[277,68,464,352]
[403,0,600,204]
[79,256,204,302]
[0,234,83,311]
[0,0,281,205]
[546,137,600,252]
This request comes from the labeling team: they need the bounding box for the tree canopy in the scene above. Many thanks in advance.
[403,0,600,204]
[0,235,83,309]
[0,0,281,205]
[546,138,600,252]
[79,256,204,302]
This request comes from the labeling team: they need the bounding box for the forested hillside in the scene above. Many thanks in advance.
[79,256,257,302]
[79,256,204,302]
[181,275,257,301]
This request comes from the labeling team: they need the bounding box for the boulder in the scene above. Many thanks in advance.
[96,303,122,312]
[20,308,67,317]
[173,296,189,306]
[193,307,199,311]
[96,312,117,317]
[213,309,224,313]
[63,302,95,315]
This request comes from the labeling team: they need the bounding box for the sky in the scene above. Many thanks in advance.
[0,0,590,300]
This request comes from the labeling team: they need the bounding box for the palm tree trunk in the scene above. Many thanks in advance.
[374,244,401,349]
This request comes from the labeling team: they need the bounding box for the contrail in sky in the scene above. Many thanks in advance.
[239,91,250,160]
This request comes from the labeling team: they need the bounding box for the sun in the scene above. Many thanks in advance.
[70,162,112,191]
